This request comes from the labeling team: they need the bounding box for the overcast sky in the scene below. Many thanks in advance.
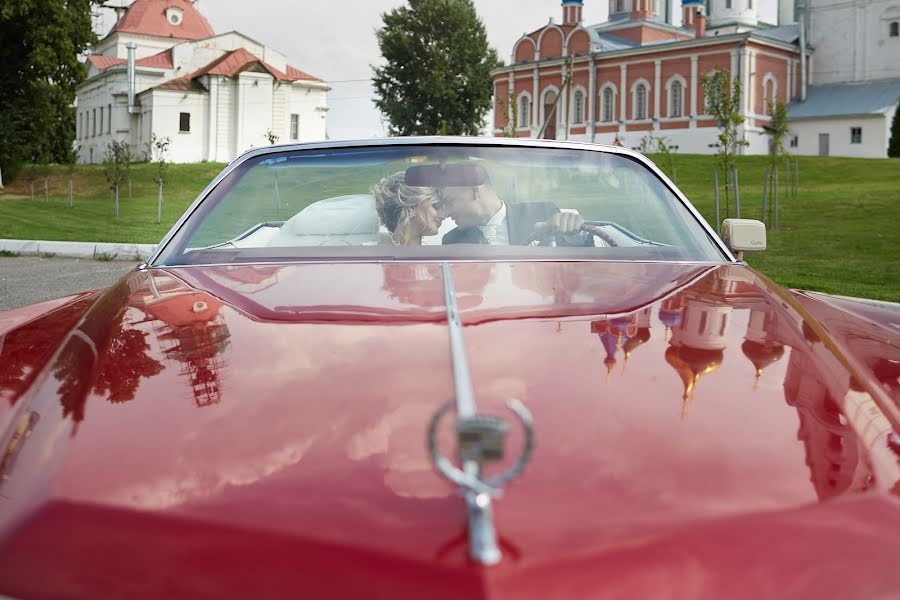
[98,0,777,139]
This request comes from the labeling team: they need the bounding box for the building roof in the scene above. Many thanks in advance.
[109,0,215,41]
[153,48,324,91]
[788,79,900,119]
[87,48,174,71]
[752,24,800,45]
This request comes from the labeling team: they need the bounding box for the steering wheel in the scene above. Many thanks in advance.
[522,223,618,247]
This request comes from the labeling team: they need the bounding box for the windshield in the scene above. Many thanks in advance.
[154,144,725,265]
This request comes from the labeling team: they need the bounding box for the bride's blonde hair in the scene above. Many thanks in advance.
[371,171,440,238]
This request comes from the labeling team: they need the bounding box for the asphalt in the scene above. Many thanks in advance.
[0,256,140,312]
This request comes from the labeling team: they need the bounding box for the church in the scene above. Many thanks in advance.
[492,0,900,157]
[75,0,328,164]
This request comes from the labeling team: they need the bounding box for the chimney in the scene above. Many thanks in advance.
[562,0,584,25]
[694,9,706,37]
[127,42,138,114]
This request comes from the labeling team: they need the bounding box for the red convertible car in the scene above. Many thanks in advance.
[1,138,898,599]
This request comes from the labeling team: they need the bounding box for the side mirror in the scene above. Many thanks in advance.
[721,218,766,260]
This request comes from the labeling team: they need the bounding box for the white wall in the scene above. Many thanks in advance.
[237,72,275,154]
[144,90,209,163]
[288,84,328,143]
[787,114,890,157]
[809,0,900,84]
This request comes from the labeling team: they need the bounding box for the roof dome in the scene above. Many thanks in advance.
[111,0,215,41]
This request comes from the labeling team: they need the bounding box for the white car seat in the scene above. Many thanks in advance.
[267,195,388,247]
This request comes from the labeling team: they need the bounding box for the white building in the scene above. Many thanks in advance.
[75,0,329,164]
[784,0,900,157]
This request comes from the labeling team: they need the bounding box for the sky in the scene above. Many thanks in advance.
[97,0,778,140]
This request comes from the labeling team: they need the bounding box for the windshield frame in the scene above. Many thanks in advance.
[147,137,735,267]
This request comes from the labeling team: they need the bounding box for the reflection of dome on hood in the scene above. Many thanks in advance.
[741,340,785,378]
[659,308,682,329]
[665,345,723,417]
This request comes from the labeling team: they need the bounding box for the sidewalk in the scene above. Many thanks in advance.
[0,238,155,261]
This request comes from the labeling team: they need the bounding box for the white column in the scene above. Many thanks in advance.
[730,50,739,83]
[619,63,627,132]
[690,55,698,127]
[236,75,245,153]
[744,48,752,117]
[561,62,569,138]
[207,76,218,162]
[786,57,793,102]
[653,59,661,126]
[507,72,515,126]
[588,56,596,140]
[532,68,540,135]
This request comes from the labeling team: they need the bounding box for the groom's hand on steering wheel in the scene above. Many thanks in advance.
[534,212,584,236]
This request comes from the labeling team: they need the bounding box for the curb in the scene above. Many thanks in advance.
[0,239,155,261]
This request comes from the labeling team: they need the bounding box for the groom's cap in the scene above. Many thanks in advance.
[404,164,487,187]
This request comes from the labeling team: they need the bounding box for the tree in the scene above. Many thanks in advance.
[150,134,171,224]
[766,99,790,163]
[265,129,280,144]
[889,104,900,158]
[0,0,101,181]
[372,0,499,136]
[103,141,130,218]
[702,68,748,209]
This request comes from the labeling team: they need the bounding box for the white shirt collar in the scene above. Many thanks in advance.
[478,202,509,245]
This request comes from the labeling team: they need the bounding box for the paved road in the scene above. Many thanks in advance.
[0,256,140,312]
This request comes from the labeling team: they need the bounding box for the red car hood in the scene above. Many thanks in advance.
[1,261,898,599]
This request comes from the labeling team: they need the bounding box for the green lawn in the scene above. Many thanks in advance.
[1,155,898,301]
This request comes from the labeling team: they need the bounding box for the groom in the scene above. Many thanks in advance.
[438,180,585,246]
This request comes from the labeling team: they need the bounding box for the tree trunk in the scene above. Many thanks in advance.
[114,185,120,218]
[157,180,163,224]
[128,177,132,201]
[68,178,73,208]
[44,177,49,202]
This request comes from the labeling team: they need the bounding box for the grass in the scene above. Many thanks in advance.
[0,155,898,301]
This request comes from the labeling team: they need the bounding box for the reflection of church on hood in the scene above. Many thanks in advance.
[133,273,231,407]
[590,265,899,498]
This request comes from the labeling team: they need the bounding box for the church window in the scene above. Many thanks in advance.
[891,21,899,36]
[789,135,798,148]
[78,112,82,139]
[518,95,531,127]
[99,107,103,136]
[108,104,112,134]
[615,0,626,12]
[166,7,184,26]
[92,109,96,137]
[179,112,191,133]
[573,90,585,124]
[850,127,862,144]
[602,86,616,122]
[749,0,753,8]
[290,114,300,139]
[726,0,732,8]
[669,80,683,117]
[634,83,648,120]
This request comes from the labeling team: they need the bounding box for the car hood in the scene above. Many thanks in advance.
[1,261,899,599]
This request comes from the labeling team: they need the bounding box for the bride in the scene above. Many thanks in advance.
[371,172,444,246]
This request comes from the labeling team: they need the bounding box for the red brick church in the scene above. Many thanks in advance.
[492,0,802,154]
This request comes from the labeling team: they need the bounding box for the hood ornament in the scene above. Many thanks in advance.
[428,264,535,566]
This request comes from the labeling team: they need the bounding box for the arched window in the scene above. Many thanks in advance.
[602,86,616,122]
[762,74,777,115]
[891,21,899,36]
[573,89,585,124]
[634,83,648,120]
[518,94,531,127]
[669,80,683,118]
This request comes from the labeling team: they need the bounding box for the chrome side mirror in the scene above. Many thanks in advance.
[721,218,766,260]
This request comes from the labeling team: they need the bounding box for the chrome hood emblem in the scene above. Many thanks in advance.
[427,264,535,565]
